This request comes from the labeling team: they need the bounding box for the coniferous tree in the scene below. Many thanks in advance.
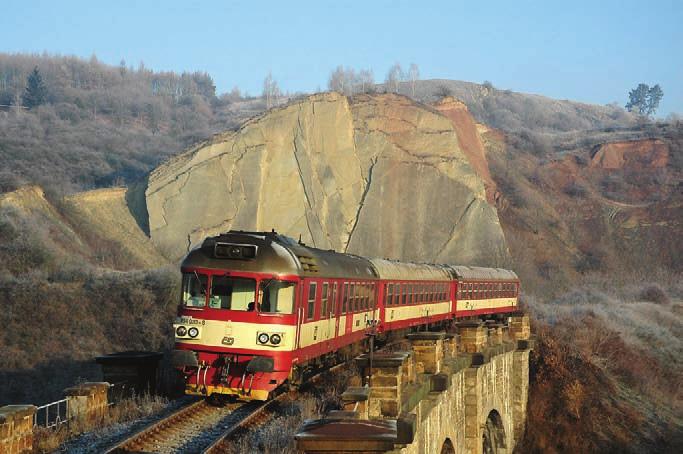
[22,67,48,108]
[625,83,663,117]
[625,83,649,115]
[646,84,663,116]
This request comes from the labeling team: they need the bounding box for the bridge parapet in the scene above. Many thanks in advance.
[295,315,533,454]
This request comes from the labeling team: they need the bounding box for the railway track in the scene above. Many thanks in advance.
[103,398,261,454]
[102,362,349,454]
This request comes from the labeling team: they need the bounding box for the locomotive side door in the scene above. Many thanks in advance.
[295,280,305,350]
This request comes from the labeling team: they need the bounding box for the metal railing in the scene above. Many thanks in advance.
[34,398,68,428]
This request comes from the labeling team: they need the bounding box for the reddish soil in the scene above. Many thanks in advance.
[435,97,497,203]
[590,139,669,170]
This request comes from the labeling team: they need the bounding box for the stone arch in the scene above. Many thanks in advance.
[483,409,507,454]
[440,438,455,454]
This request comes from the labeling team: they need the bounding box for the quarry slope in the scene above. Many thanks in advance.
[144,92,510,266]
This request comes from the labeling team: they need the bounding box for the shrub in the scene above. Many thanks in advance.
[638,284,670,305]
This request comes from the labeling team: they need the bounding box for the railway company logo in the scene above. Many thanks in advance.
[222,336,235,345]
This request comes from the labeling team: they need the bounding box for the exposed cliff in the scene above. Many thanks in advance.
[144,93,510,266]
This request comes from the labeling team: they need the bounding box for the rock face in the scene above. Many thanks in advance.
[144,93,510,266]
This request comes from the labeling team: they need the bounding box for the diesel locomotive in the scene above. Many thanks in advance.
[170,230,519,401]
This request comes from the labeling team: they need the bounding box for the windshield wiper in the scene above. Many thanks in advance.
[193,270,206,295]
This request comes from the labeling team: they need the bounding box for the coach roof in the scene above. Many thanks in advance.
[369,258,452,281]
[448,265,518,281]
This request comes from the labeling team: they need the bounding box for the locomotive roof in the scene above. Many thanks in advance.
[369,258,452,281]
[448,265,518,281]
[181,231,377,279]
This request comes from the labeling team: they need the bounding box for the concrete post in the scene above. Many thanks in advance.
[509,314,530,341]
[356,352,411,418]
[487,324,504,346]
[443,333,458,358]
[340,387,370,420]
[64,382,110,426]
[459,322,487,353]
[406,332,446,374]
[0,405,36,454]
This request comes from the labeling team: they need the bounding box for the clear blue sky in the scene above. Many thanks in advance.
[1,0,681,116]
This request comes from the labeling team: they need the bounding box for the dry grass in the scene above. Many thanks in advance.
[225,367,355,454]
[33,393,168,453]
[520,272,683,453]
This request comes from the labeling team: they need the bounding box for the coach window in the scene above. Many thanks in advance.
[332,283,338,314]
[360,283,365,310]
[342,282,349,313]
[359,283,364,310]
[351,283,357,311]
[307,282,317,320]
[321,282,329,317]
[386,284,393,306]
[259,280,296,314]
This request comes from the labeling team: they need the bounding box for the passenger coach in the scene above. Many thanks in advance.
[170,230,519,401]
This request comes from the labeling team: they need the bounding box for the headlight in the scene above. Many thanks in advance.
[176,326,187,337]
[188,327,199,338]
[270,333,282,345]
[258,333,270,344]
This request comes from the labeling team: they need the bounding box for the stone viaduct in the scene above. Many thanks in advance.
[295,314,532,454]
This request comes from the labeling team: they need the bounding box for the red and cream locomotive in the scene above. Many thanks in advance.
[170,230,519,401]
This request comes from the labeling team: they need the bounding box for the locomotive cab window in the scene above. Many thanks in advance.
[260,280,296,314]
[182,272,208,308]
[209,276,256,311]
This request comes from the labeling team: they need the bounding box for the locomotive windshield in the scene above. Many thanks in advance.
[259,280,296,314]
[210,276,256,310]
[182,272,208,308]
[181,273,256,311]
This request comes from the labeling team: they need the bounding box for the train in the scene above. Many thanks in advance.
[170,230,519,401]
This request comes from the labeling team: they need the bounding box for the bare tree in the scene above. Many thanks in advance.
[357,69,374,93]
[385,63,403,93]
[263,72,280,109]
[408,63,419,97]
[328,66,358,95]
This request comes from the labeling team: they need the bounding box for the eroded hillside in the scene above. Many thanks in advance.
[479,121,682,294]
